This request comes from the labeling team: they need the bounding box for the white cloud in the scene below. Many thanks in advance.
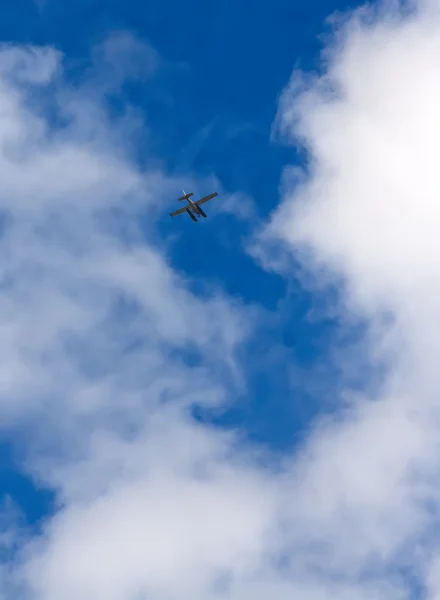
[257,0,440,597]
[24,434,278,600]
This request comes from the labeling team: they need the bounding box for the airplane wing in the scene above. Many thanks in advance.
[195,192,218,206]
[170,206,189,217]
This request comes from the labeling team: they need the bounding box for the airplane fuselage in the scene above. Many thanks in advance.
[186,198,207,218]
[187,198,197,212]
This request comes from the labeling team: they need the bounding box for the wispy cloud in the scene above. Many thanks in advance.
[0,38,265,599]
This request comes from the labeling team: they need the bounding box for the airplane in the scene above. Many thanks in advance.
[170,190,219,222]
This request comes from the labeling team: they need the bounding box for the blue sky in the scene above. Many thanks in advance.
[0,0,349,454]
[0,0,354,511]
[0,0,319,537]
[1,0,439,599]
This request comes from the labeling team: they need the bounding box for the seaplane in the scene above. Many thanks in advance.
[170,190,218,222]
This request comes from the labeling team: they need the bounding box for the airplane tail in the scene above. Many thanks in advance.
[178,190,194,201]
